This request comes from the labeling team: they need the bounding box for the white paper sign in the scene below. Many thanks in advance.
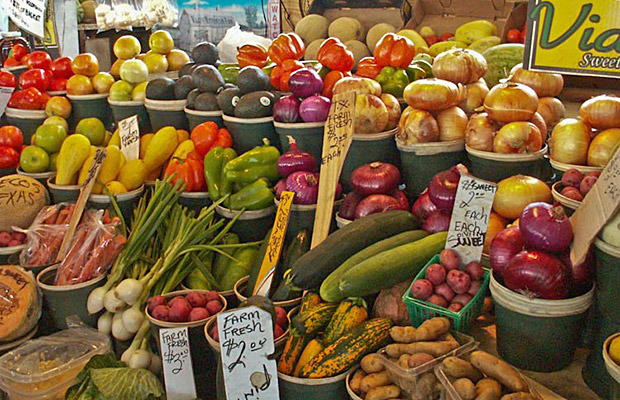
[118,115,140,161]
[159,327,197,400]
[8,0,46,38]
[0,87,15,117]
[217,306,279,400]
[446,174,497,265]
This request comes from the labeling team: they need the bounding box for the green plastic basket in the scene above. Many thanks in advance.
[402,254,490,332]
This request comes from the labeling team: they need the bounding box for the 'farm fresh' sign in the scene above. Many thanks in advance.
[524,0,620,78]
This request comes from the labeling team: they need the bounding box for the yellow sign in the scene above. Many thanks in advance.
[524,0,620,78]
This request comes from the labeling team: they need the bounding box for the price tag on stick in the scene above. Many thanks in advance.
[159,327,197,400]
[119,115,140,161]
[311,91,356,248]
[446,171,497,265]
[0,87,15,117]
[218,306,279,400]
[571,146,620,265]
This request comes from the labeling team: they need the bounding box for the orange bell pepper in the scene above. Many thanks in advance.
[322,70,351,98]
[268,33,305,65]
[317,38,355,72]
[355,57,383,79]
[164,158,199,192]
[373,33,415,68]
[237,44,269,68]
[270,59,304,92]
[191,122,232,157]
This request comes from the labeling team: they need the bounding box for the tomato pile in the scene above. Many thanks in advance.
[0,126,24,169]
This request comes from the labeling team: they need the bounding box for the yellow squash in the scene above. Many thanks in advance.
[169,140,195,166]
[139,133,154,159]
[455,20,498,45]
[429,41,468,57]
[396,29,429,51]
[56,134,92,185]
[77,146,98,185]
[109,129,121,147]
[92,145,123,194]
[143,127,178,171]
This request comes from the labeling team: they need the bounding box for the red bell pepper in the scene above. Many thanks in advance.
[268,33,305,65]
[317,38,355,72]
[322,70,350,98]
[355,57,382,79]
[270,59,304,92]
[373,33,416,68]
[237,44,269,68]
[190,121,233,157]
[164,158,199,192]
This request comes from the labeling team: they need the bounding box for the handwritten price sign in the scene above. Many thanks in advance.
[159,327,197,400]
[217,306,279,400]
[118,115,140,161]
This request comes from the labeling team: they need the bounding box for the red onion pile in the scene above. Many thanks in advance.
[274,68,331,123]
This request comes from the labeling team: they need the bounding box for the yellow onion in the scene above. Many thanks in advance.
[588,128,620,167]
[493,175,552,220]
[436,106,468,141]
[397,108,439,144]
[549,118,591,165]
[403,78,466,111]
[509,63,564,97]
[466,112,498,152]
[355,94,389,134]
[537,97,565,129]
[580,95,620,130]
[484,212,508,254]
[484,82,539,123]
[493,121,543,154]
[460,79,489,114]
[530,112,548,142]
[432,48,488,84]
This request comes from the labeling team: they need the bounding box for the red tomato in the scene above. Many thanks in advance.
[439,33,454,41]
[0,146,19,169]
[43,70,53,88]
[522,22,527,32]
[20,54,30,66]
[39,91,50,109]
[50,57,73,79]
[425,35,439,46]
[0,126,23,150]
[10,43,29,62]
[8,90,23,108]
[0,71,17,88]
[507,29,522,43]
[49,78,67,92]
[3,57,19,68]
[520,29,527,43]
[18,87,44,110]
[27,51,52,70]
[19,68,47,91]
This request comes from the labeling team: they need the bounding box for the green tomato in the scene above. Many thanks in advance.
[33,124,67,154]
[20,146,50,173]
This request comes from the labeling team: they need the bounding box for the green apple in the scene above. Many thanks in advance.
[20,146,50,173]
[43,116,69,132]
[75,118,106,146]
[34,124,67,154]
[49,152,58,171]
[109,80,134,101]
[120,59,149,84]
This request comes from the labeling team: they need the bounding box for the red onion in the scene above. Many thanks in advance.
[299,95,331,123]
[422,210,451,233]
[351,162,400,197]
[390,189,409,211]
[277,136,317,178]
[558,249,595,297]
[428,166,465,211]
[489,227,524,280]
[274,179,286,199]
[520,202,573,253]
[286,171,320,204]
[273,95,302,123]
[504,250,571,300]
[412,190,438,221]
[354,194,401,219]
[289,68,324,99]
[339,192,362,220]
[335,183,343,200]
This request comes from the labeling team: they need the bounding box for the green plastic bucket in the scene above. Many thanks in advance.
[4,108,46,144]
[0,244,27,265]
[549,158,602,184]
[466,145,548,182]
[108,99,152,134]
[145,99,189,131]
[67,93,113,130]
[278,369,350,400]
[603,332,620,399]
[583,315,620,399]
[0,167,16,177]
[47,177,80,204]
[16,168,55,188]
[594,238,620,321]
[185,108,224,130]
[223,115,279,154]
[490,273,593,372]
[215,205,276,242]
[274,121,324,165]
[397,139,466,196]
[551,182,580,217]
[36,265,106,329]
[179,191,211,215]
[87,185,145,223]
[341,129,400,192]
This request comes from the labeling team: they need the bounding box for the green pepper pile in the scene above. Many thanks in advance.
[374,55,433,98]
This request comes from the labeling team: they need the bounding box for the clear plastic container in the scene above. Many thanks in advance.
[376,331,478,400]
[0,323,111,399]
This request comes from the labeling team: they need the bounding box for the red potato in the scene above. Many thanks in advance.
[448,303,463,312]
[274,324,284,339]
[148,295,167,314]
[169,298,192,322]
[411,279,434,300]
[186,292,207,308]
[586,171,601,178]
[426,263,447,285]
[561,186,584,201]
[210,324,220,342]
[206,299,223,315]
[204,291,220,302]
[453,294,473,306]
[168,296,187,307]
[447,270,471,294]
[10,232,25,242]
[435,282,455,302]
[427,294,448,308]
[580,175,598,196]
[468,280,482,296]
[0,232,11,247]
[152,305,170,321]
[561,169,583,188]
[189,307,210,321]
[7,240,21,247]
[465,261,484,280]
[275,306,287,328]
[440,249,459,271]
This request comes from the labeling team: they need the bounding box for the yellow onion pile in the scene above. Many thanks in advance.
[432,49,488,85]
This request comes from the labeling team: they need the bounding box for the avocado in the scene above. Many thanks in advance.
[234,91,276,118]
[174,75,196,100]
[186,88,201,109]
[178,61,196,77]
[145,77,176,100]
[192,65,225,93]
[192,42,219,65]
[217,86,241,116]
[194,92,220,111]
[237,66,270,94]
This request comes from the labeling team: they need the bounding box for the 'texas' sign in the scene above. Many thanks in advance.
[524,0,620,78]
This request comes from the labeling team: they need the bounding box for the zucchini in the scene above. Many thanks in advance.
[293,338,324,377]
[320,230,428,301]
[291,302,338,335]
[298,318,393,378]
[245,229,272,297]
[277,330,309,375]
[289,211,417,290]
[323,298,368,346]
[270,229,310,300]
[333,232,448,301]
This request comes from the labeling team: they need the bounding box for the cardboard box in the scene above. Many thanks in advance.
[500,1,527,42]
[303,0,411,32]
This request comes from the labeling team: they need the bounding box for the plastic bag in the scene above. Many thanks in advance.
[142,0,178,28]
[217,23,272,63]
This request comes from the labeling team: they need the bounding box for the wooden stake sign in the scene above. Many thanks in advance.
[311,91,356,248]
[571,146,620,265]
[0,87,15,117]
[159,327,197,400]
[118,115,140,161]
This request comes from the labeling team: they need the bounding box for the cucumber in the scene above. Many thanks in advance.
[320,230,428,301]
[332,232,447,301]
[245,229,272,297]
[289,211,417,290]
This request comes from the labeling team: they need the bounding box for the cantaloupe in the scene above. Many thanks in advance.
[344,40,370,66]
[366,23,396,51]
[0,265,41,342]
[295,14,329,45]
[81,0,96,22]
[328,17,365,43]
[304,39,324,61]
[0,175,49,232]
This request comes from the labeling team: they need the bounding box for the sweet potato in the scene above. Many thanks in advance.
[417,372,437,397]
[408,353,434,368]
[360,372,391,392]
[442,357,483,381]
[361,353,385,373]
[453,378,476,400]
[385,340,459,358]
[390,317,451,343]
[475,378,502,400]
[398,354,410,369]
[365,385,401,400]
[349,370,366,395]
[438,332,457,343]
[500,393,538,400]
[470,351,528,393]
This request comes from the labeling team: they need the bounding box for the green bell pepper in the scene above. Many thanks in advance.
[218,63,240,85]
[229,178,275,210]
[406,64,427,82]
[223,141,280,183]
[375,66,410,98]
[204,147,238,201]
